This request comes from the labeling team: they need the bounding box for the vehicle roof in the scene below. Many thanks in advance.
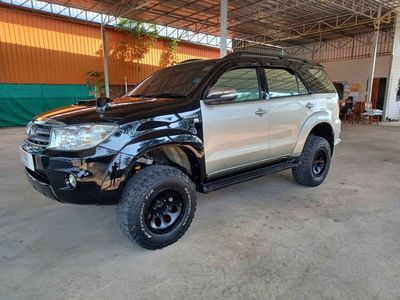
[223,52,321,67]
[178,52,322,69]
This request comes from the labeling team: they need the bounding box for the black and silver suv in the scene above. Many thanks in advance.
[20,52,341,249]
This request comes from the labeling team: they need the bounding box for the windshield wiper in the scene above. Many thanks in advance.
[146,93,185,98]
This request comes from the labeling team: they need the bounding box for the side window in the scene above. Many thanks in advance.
[265,68,308,98]
[209,68,261,102]
[299,67,336,93]
[297,77,309,94]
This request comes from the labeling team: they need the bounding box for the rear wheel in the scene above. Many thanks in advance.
[292,135,331,187]
[117,165,196,250]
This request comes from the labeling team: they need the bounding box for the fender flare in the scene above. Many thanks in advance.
[98,133,204,204]
[293,112,335,156]
[120,133,204,177]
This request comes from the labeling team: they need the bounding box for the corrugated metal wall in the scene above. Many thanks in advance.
[0,7,220,85]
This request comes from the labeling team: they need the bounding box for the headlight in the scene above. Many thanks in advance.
[48,124,117,151]
[26,121,33,135]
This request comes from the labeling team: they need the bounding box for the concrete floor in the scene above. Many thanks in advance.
[1,124,400,300]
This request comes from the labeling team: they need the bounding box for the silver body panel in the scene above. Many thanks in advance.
[201,92,340,178]
[200,99,269,177]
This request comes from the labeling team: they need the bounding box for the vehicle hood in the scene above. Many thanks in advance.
[34,97,199,125]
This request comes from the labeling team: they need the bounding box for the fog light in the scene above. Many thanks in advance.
[67,174,77,188]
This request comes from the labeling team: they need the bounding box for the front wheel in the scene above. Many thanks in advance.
[292,135,332,187]
[117,165,197,250]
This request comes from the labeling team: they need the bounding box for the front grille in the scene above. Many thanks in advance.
[27,123,52,148]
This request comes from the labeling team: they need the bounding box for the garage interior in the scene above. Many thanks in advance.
[1,0,400,299]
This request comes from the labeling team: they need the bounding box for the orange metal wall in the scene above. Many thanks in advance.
[0,7,220,85]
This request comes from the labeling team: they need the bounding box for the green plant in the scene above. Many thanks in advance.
[116,19,158,39]
[160,38,179,67]
[86,71,105,98]
[167,39,179,66]
[111,18,159,83]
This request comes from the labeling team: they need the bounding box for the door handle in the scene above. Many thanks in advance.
[305,102,314,109]
[255,108,268,117]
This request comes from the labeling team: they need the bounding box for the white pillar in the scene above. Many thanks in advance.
[384,13,400,120]
[101,25,110,98]
[366,7,381,104]
[220,0,227,57]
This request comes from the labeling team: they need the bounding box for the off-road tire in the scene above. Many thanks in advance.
[117,165,197,250]
[292,135,331,187]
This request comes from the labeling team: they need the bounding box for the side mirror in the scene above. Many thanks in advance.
[96,97,112,113]
[204,86,237,105]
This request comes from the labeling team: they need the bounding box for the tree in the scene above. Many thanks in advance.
[160,39,179,67]
[108,19,159,83]
[86,71,105,98]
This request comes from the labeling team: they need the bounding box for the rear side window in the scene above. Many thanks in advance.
[299,67,336,93]
[264,68,308,98]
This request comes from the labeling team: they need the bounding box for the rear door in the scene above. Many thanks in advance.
[201,66,269,177]
[264,67,314,158]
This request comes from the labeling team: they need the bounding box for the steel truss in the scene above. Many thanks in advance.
[1,0,399,52]
[280,30,393,62]
[230,0,398,48]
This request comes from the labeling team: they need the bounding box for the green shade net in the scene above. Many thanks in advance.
[0,84,95,127]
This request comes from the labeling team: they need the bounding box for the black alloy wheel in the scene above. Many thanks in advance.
[312,149,327,177]
[145,190,184,234]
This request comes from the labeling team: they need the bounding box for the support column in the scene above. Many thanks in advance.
[101,25,110,98]
[220,0,227,57]
[366,7,381,104]
[384,13,400,120]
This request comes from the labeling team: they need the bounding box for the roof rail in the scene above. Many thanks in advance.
[177,59,203,64]
[223,52,312,64]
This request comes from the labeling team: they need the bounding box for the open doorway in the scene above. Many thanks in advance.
[371,78,387,110]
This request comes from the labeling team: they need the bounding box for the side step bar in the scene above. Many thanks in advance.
[199,159,300,193]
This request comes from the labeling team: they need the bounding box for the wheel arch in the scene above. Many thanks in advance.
[308,122,334,154]
[120,136,205,185]
[293,117,335,156]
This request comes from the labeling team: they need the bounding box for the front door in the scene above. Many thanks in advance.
[201,67,269,178]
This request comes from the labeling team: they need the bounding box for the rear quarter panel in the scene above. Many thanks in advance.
[293,92,340,156]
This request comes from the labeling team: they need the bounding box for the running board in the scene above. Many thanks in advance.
[199,159,300,193]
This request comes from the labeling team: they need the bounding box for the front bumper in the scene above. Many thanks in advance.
[21,141,134,205]
[26,168,58,201]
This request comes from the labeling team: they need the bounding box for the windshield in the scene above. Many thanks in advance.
[127,60,217,98]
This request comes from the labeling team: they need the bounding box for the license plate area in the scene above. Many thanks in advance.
[20,148,35,171]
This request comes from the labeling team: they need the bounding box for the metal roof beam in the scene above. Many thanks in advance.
[322,0,384,20]
[228,0,316,28]
[239,13,376,44]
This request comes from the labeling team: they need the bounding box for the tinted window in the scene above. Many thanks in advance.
[210,68,260,102]
[298,78,309,94]
[129,60,217,98]
[265,68,308,98]
[299,67,336,93]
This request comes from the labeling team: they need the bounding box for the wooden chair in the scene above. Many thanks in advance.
[353,101,365,123]
[344,101,365,124]
[344,110,354,124]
